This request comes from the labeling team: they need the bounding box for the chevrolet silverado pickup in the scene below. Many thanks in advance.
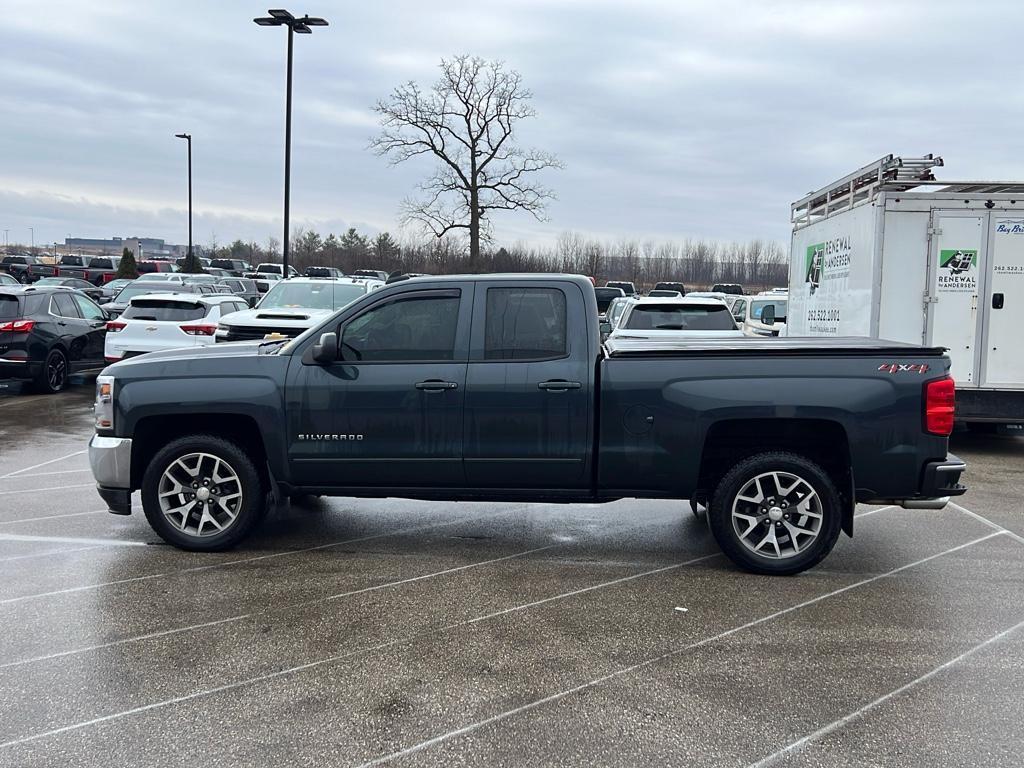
[88,274,967,575]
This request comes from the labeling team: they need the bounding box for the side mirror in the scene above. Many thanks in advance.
[311,332,338,364]
[599,320,612,338]
[760,305,776,326]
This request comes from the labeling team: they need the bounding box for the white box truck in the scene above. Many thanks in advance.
[788,154,1024,425]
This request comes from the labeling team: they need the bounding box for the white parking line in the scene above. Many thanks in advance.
[350,531,1005,768]
[0,545,105,564]
[0,483,93,497]
[5,468,92,479]
[0,544,559,669]
[747,615,1024,767]
[0,550,718,747]
[0,506,535,604]
[0,509,108,526]
[0,534,148,548]
[0,450,87,479]
[950,501,1024,546]
[853,505,895,519]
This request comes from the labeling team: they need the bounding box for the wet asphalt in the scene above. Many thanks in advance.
[0,379,1022,767]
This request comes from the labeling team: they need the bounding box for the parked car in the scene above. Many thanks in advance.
[686,291,731,304]
[609,297,744,341]
[605,295,634,331]
[653,281,688,295]
[104,282,222,318]
[605,280,638,296]
[105,294,250,363]
[31,277,105,302]
[711,283,745,295]
[255,262,299,278]
[175,256,211,270]
[216,277,261,307]
[305,266,345,278]
[89,274,967,576]
[0,285,108,393]
[215,277,381,342]
[100,278,134,303]
[243,271,284,294]
[729,295,789,336]
[57,254,122,286]
[26,253,94,283]
[350,269,389,281]
[209,258,252,277]
[137,261,179,276]
[0,272,20,286]
[136,273,187,284]
[0,255,41,283]
[594,286,625,319]
[647,289,682,298]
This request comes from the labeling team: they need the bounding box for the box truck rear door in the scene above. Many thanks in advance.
[929,214,984,385]
[983,217,1024,387]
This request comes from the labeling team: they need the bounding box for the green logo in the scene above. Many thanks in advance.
[805,242,824,289]
[939,249,977,275]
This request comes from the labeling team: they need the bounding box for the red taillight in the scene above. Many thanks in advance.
[106,320,127,332]
[925,376,956,436]
[180,323,217,336]
[0,319,34,333]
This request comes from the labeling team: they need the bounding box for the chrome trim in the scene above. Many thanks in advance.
[900,497,950,510]
[89,435,132,488]
[935,463,967,473]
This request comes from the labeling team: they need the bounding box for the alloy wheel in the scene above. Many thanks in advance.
[157,452,244,538]
[730,471,823,559]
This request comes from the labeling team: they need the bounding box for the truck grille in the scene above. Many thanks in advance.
[220,325,304,342]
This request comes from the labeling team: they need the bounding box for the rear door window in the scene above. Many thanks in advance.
[122,300,206,322]
[484,287,567,360]
[0,295,21,319]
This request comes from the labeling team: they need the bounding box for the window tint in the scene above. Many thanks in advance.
[73,293,105,320]
[751,300,787,323]
[625,303,737,331]
[731,299,746,320]
[485,287,567,360]
[342,293,460,362]
[122,300,206,322]
[0,296,20,319]
[52,292,80,318]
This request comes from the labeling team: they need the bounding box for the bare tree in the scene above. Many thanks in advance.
[372,55,562,270]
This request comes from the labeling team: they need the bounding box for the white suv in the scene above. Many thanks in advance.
[105,293,249,362]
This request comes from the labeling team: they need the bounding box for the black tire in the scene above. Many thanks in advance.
[35,348,68,394]
[708,451,842,576]
[141,434,267,551]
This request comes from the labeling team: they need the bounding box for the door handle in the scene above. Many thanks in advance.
[992,293,1004,309]
[538,380,582,391]
[415,380,458,391]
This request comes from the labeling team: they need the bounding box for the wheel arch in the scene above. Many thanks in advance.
[696,418,855,537]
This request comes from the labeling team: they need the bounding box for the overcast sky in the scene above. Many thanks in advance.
[2,0,1022,251]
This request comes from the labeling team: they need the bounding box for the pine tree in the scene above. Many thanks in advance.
[115,247,139,279]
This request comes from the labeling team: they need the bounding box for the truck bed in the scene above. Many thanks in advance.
[603,336,946,357]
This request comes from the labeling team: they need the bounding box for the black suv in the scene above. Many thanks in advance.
[0,286,108,393]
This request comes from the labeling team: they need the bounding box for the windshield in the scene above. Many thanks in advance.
[624,303,736,331]
[751,299,788,323]
[259,281,366,311]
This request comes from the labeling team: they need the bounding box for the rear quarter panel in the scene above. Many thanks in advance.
[598,352,950,499]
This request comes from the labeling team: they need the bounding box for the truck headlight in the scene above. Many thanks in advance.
[95,374,115,430]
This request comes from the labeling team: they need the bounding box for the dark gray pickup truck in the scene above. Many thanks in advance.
[88,274,966,575]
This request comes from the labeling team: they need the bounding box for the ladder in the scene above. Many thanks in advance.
[792,154,944,230]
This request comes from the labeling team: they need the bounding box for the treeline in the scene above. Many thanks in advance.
[208,229,789,291]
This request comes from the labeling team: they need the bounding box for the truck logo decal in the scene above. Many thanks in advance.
[995,219,1024,235]
[805,237,851,294]
[297,433,364,441]
[939,249,977,275]
[878,363,930,375]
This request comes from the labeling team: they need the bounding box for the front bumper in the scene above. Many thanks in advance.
[898,455,968,510]
[89,435,133,514]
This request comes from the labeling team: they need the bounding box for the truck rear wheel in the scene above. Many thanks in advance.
[141,435,267,551]
[708,451,841,576]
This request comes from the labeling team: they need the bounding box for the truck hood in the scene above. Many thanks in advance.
[221,307,332,327]
[102,340,269,374]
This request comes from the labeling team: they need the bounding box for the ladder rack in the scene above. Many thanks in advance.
[791,154,943,230]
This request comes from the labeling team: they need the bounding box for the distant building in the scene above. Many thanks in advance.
[64,236,191,260]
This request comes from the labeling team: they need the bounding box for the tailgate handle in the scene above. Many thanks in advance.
[538,380,581,391]
[992,293,1004,309]
[415,380,458,392]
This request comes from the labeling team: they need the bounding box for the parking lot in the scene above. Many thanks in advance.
[0,380,1022,767]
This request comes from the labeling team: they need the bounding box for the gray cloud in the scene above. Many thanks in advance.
[1,0,1021,249]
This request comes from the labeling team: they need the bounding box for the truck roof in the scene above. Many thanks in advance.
[604,336,946,357]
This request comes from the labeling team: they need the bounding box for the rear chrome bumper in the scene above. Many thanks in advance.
[89,435,132,488]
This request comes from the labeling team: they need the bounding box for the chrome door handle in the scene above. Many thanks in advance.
[415,380,458,391]
[538,380,581,391]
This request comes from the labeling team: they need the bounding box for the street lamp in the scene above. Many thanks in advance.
[174,133,193,265]
[253,9,328,276]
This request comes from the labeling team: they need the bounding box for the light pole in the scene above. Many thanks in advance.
[254,9,328,277]
[29,227,34,251]
[174,133,193,265]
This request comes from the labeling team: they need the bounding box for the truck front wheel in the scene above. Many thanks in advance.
[141,435,267,551]
[708,451,842,576]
